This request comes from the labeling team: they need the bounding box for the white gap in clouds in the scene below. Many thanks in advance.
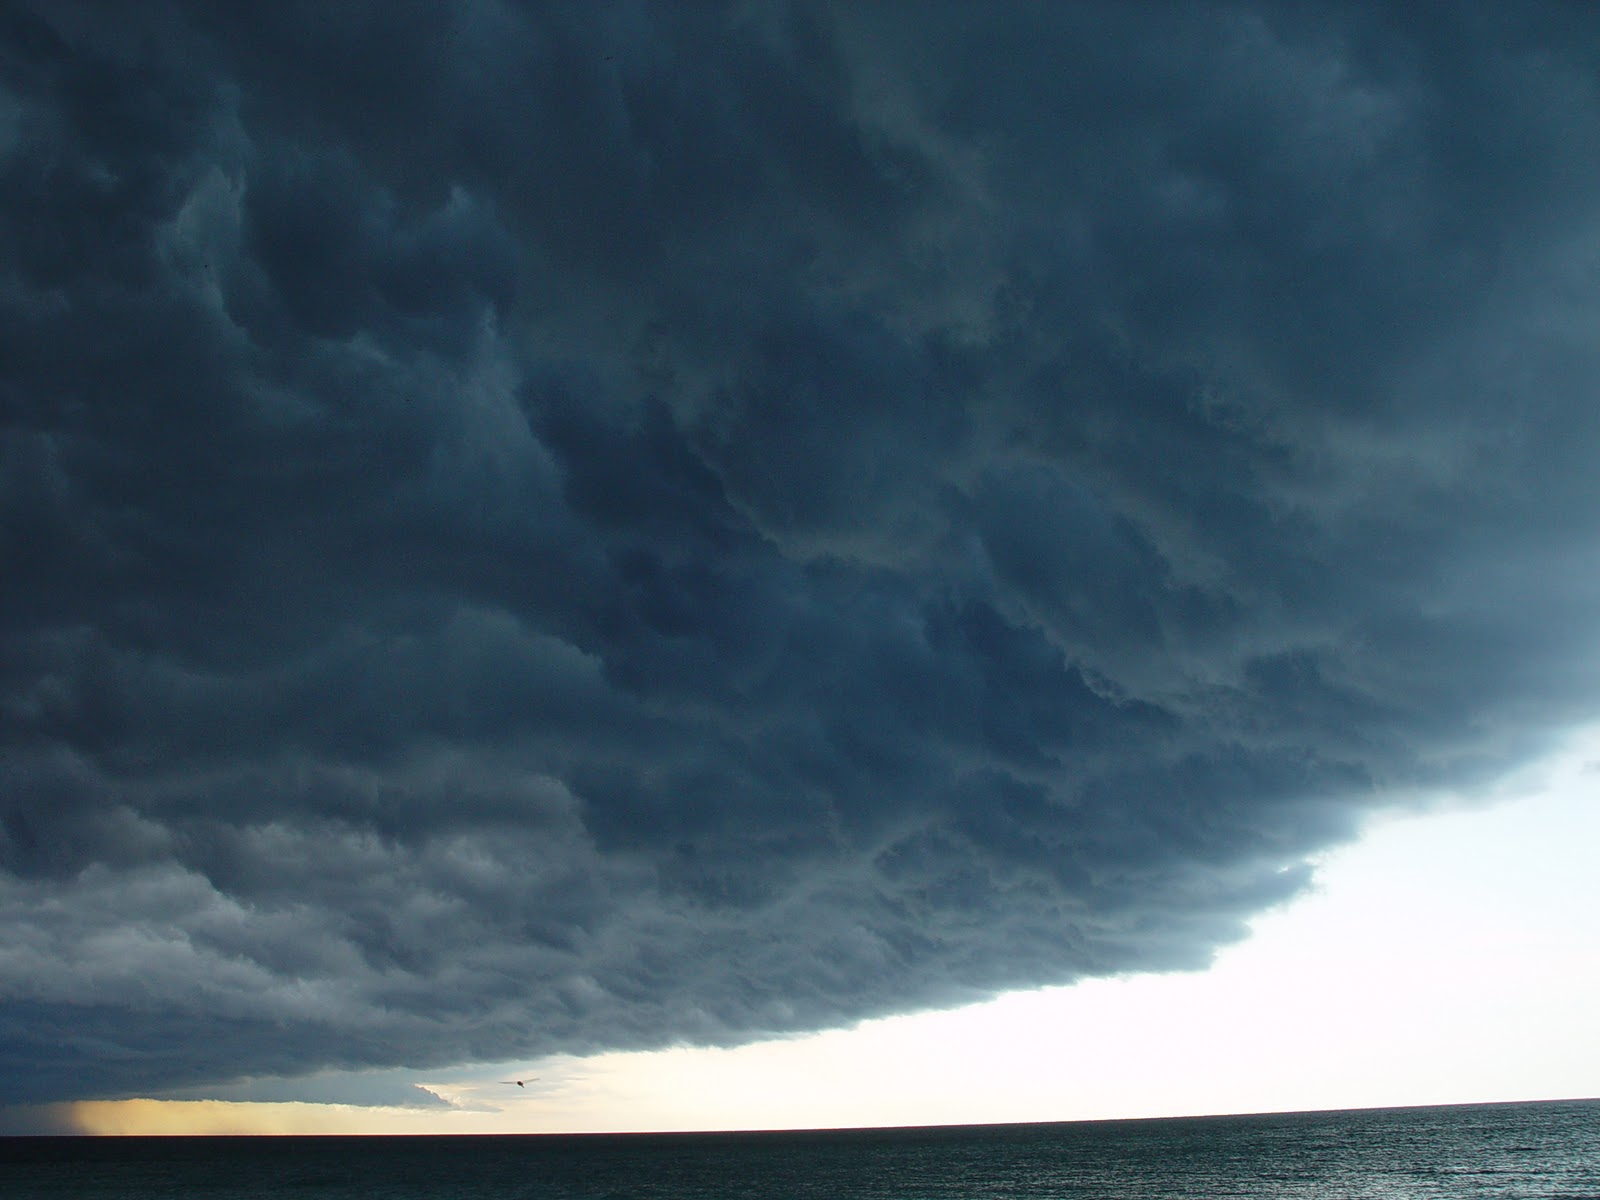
[466,724,1600,1133]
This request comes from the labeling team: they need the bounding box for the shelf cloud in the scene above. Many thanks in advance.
[5,1,1600,1104]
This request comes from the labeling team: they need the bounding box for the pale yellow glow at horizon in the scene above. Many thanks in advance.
[61,1098,556,1137]
[68,1099,390,1136]
[37,727,1600,1136]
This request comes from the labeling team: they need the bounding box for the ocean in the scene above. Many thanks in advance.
[4,1098,1597,1199]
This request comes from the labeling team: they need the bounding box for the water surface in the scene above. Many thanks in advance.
[5,1097,1596,1198]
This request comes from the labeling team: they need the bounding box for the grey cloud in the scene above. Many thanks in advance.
[160,1071,453,1109]
[4,0,1600,1105]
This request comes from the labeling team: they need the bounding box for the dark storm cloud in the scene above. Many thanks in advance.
[5,0,1600,1105]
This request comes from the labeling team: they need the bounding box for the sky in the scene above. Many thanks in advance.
[2,0,1600,1135]
[29,725,1600,1135]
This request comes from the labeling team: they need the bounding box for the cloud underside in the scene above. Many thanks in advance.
[4,1,1600,1104]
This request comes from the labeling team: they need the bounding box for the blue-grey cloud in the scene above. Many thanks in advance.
[160,1071,452,1109]
[4,0,1600,1105]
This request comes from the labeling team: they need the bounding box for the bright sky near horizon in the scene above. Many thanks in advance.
[37,726,1598,1136]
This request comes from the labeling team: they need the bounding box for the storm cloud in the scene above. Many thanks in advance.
[4,0,1600,1105]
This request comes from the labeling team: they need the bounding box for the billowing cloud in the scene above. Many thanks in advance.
[4,0,1600,1105]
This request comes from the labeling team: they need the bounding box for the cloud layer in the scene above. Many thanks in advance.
[5,1,1600,1104]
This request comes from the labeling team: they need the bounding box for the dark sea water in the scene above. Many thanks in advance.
[4,1098,1597,1199]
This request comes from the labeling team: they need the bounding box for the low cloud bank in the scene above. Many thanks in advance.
[5,1,1600,1103]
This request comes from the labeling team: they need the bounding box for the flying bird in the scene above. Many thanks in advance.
[499,1077,538,1088]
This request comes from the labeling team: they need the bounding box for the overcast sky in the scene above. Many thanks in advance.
[4,0,1600,1122]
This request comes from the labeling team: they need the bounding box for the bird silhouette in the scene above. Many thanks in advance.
[499,1077,538,1088]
